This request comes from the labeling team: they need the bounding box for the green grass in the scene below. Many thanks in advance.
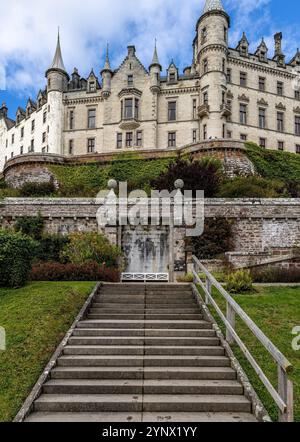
[198,285,300,421]
[0,281,95,422]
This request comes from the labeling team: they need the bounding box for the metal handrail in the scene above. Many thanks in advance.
[192,255,294,422]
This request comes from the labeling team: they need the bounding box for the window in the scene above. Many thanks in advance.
[259,77,266,92]
[240,134,247,141]
[116,133,122,149]
[134,99,139,119]
[126,132,133,147]
[20,146,23,155]
[222,91,225,104]
[193,99,197,119]
[259,108,266,129]
[222,59,225,73]
[227,131,232,139]
[88,109,96,129]
[168,101,177,121]
[89,81,96,93]
[192,129,197,143]
[6,139,8,148]
[136,131,143,147]
[169,72,176,82]
[240,103,247,125]
[11,152,14,158]
[203,59,208,74]
[226,68,232,83]
[42,132,46,143]
[224,27,227,42]
[127,75,133,87]
[259,138,266,148]
[69,110,74,130]
[295,116,300,135]
[278,141,284,151]
[201,27,207,44]
[203,92,208,105]
[295,90,300,101]
[69,140,74,155]
[43,111,47,124]
[87,138,95,153]
[31,120,35,132]
[21,127,24,138]
[277,112,284,132]
[240,72,247,87]
[124,99,133,119]
[203,124,207,140]
[296,144,300,154]
[168,132,176,147]
[30,139,34,152]
[277,81,284,96]
[12,134,14,144]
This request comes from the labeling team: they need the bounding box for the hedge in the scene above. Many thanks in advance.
[30,262,120,282]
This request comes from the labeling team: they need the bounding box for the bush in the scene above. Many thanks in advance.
[30,261,120,282]
[225,269,253,294]
[20,181,56,197]
[217,175,285,198]
[151,157,224,197]
[0,230,37,288]
[35,234,70,263]
[190,218,232,259]
[177,273,194,283]
[15,214,44,240]
[61,232,122,268]
[251,266,300,283]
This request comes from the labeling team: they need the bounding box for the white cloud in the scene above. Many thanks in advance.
[0,0,299,102]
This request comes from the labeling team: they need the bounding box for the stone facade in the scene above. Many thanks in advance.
[1,0,300,174]
[0,198,299,278]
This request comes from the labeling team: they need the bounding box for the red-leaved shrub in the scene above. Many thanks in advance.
[30,261,120,282]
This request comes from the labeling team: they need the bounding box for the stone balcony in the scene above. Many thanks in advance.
[198,103,210,118]
[220,103,232,117]
[119,117,141,130]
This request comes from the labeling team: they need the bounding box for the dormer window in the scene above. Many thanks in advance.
[169,73,176,82]
[89,81,96,93]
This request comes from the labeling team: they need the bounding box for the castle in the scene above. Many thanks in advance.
[1,0,300,174]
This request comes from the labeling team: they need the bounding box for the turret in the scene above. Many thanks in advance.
[101,44,113,98]
[196,0,230,139]
[149,41,162,93]
[0,102,8,119]
[45,31,68,155]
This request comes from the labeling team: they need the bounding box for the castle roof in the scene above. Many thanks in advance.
[48,30,67,72]
[149,40,162,70]
[203,0,225,14]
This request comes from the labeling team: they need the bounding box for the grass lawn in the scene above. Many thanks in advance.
[198,285,300,422]
[0,281,96,422]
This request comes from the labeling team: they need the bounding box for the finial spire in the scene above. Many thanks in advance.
[103,43,112,72]
[149,39,162,71]
[49,28,67,72]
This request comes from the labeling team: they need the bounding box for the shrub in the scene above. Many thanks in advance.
[35,234,70,263]
[30,261,120,282]
[217,175,285,198]
[20,181,56,197]
[61,232,122,268]
[225,269,253,294]
[151,157,224,197]
[15,214,44,240]
[177,273,194,283]
[0,230,37,288]
[251,266,300,283]
[190,218,233,259]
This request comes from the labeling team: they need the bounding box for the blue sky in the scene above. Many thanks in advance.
[1,0,300,120]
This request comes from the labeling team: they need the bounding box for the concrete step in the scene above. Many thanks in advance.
[63,345,225,357]
[25,411,257,422]
[86,314,204,321]
[94,295,195,302]
[93,303,198,309]
[72,328,216,338]
[51,366,237,381]
[68,337,220,346]
[34,394,251,413]
[57,355,230,367]
[89,308,200,314]
[77,320,211,330]
[43,379,243,395]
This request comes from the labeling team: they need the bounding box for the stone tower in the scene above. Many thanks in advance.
[149,41,162,93]
[101,45,113,98]
[196,0,230,139]
[45,31,69,155]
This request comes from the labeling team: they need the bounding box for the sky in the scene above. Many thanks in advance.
[1,0,300,120]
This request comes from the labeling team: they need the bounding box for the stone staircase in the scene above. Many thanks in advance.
[25,284,257,422]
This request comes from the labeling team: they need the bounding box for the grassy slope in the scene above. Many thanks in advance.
[198,285,300,421]
[0,281,95,422]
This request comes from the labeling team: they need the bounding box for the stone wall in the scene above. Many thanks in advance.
[0,198,299,277]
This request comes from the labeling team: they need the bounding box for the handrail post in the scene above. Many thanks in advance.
[278,365,294,422]
[205,278,212,305]
[226,302,236,345]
